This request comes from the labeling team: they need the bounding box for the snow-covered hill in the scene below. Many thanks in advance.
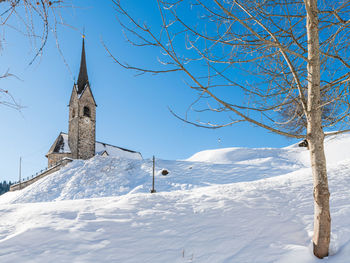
[1,133,350,262]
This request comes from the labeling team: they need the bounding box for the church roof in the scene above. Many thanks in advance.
[47,133,142,160]
[46,132,71,156]
[76,38,89,94]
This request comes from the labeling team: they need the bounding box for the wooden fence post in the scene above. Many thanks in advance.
[151,155,156,193]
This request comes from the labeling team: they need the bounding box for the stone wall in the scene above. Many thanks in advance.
[68,84,96,160]
[77,86,96,159]
[68,86,79,159]
[47,153,72,168]
[78,116,95,159]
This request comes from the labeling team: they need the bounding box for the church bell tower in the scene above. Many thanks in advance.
[68,37,96,160]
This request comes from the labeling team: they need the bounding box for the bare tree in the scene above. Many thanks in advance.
[110,0,350,258]
[0,0,69,109]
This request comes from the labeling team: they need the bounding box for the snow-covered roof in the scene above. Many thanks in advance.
[95,141,142,160]
[46,133,71,156]
[47,132,142,160]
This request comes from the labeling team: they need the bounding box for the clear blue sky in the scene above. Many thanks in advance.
[0,1,298,182]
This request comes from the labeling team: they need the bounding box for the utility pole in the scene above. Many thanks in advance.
[19,157,22,190]
[150,155,156,193]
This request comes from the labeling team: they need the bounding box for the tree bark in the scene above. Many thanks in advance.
[305,0,331,258]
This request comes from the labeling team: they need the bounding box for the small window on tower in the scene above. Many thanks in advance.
[72,109,76,118]
[83,106,91,117]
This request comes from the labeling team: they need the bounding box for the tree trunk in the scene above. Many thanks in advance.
[305,0,331,258]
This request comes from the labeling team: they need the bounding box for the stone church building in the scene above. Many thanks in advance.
[46,38,142,167]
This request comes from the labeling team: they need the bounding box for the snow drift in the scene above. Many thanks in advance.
[1,133,350,262]
[0,144,309,204]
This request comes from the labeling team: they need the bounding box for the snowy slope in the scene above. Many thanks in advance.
[0,140,311,204]
[1,133,350,262]
[0,153,307,204]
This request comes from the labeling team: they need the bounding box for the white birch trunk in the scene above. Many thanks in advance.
[305,0,331,258]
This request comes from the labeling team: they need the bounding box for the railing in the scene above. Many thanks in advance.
[10,158,73,190]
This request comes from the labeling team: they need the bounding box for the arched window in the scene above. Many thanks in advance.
[83,106,91,117]
[72,109,76,118]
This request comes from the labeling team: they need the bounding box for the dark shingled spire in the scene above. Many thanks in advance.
[77,37,89,94]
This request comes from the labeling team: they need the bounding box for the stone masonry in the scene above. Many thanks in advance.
[68,83,96,160]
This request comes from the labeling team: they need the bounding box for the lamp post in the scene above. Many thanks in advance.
[19,157,22,190]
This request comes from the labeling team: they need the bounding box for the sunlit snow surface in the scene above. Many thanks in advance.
[1,133,350,262]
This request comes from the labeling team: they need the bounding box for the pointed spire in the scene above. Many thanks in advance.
[77,36,89,94]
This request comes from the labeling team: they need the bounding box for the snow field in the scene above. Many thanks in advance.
[1,133,350,262]
[0,144,310,204]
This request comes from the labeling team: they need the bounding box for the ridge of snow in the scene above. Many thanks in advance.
[3,133,350,204]
[185,133,350,166]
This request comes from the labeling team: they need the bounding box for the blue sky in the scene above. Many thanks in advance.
[0,1,298,182]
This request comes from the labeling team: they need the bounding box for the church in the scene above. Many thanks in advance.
[46,38,142,167]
